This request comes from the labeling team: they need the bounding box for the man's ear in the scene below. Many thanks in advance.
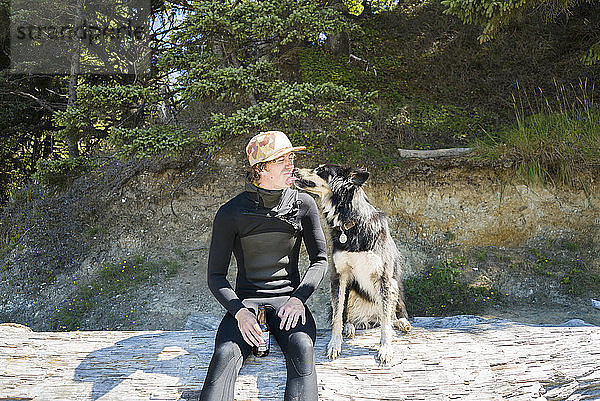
[351,169,369,186]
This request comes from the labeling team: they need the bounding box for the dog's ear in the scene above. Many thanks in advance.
[351,169,369,186]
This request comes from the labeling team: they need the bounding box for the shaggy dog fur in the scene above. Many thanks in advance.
[294,164,411,364]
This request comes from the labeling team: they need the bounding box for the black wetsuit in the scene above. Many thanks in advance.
[200,181,328,401]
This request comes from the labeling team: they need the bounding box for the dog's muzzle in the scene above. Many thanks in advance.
[293,169,316,188]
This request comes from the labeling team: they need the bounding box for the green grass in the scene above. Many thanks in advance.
[474,81,600,185]
[404,260,501,317]
[50,255,179,331]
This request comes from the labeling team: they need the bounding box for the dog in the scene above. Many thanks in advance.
[294,164,411,364]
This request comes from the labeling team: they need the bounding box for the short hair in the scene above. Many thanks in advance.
[246,161,268,185]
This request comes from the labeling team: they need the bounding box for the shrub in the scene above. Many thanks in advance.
[404,260,498,316]
[109,125,196,159]
[31,157,92,188]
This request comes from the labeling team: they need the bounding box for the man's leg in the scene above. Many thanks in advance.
[200,313,252,401]
[269,306,319,401]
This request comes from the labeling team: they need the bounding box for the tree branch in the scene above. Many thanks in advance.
[8,91,58,113]
[348,54,377,75]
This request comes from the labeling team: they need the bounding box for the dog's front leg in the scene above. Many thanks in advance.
[327,270,347,360]
[377,269,396,364]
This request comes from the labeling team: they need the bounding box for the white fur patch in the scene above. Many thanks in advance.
[327,335,343,359]
[346,291,380,328]
[333,251,384,296]
[351,189,376,215]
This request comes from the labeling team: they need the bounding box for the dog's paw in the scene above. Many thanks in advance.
[343,323,356,338]
[377,343,394,365]
[396,318,412,333]
[326,336,342,360]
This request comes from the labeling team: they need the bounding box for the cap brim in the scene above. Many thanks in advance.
[260,146,306,163]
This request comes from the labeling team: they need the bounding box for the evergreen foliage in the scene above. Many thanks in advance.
[0,0,599,203]
[162,0,374,146]
[442,0,600,64]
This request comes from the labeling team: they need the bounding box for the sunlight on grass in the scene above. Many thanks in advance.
[474,80,599,185]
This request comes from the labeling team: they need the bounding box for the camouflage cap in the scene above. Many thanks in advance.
[246,131,305,166]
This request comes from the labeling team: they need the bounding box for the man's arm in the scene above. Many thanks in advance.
[206,206,245,317]
[207,206,264,346]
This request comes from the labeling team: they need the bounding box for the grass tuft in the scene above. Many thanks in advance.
[474,80,600,186]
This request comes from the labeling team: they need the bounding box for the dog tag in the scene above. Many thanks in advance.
[339,233,347,244]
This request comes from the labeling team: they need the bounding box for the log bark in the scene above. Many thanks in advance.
[1,317,598,400]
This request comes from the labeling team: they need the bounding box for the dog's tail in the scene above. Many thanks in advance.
[393,255,409,320]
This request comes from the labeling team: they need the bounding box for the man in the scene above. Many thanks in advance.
[200,131,328,401]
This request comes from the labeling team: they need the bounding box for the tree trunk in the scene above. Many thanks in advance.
[228,48,259,106]
[67,0,83,159]
[42,133,54,159]
[31,133,41,173]
[278,41,303,83]
[361,0,372,17]
[397,147,473,158]
[158,86,176,124]
[324,0,350,57]
[324,32,350,57]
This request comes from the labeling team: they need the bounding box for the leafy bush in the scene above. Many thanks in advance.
[31,157,92,188]
[404,260,499,316]
[53,85,157,150]
[163,0,372,149]
[204,82,376,144]
[109,125,196,159]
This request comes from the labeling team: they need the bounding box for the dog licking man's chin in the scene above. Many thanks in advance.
[285,174,296,186]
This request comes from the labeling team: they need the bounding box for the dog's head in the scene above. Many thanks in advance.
[294,164,370,198]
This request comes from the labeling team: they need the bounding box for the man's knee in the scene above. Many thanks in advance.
[207,341,243,381]
[287,332,315,377]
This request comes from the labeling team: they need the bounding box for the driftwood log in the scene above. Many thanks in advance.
[1,317,599,401]
[398,148,473,159]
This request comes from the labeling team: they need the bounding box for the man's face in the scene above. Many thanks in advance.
[258,152,296,190]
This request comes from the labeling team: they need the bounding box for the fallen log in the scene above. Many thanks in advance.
[398,148,473,159]
[0,317,598,401]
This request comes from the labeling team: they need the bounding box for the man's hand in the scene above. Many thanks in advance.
[278,296,306,331]
[235,308,263,347]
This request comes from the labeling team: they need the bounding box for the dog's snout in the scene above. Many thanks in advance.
[295,178,316,188]
[293,169,317,188]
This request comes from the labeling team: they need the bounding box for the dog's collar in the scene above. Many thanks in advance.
[335,219,356,244]
[334,219,356,231]
[341,220,356,231]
